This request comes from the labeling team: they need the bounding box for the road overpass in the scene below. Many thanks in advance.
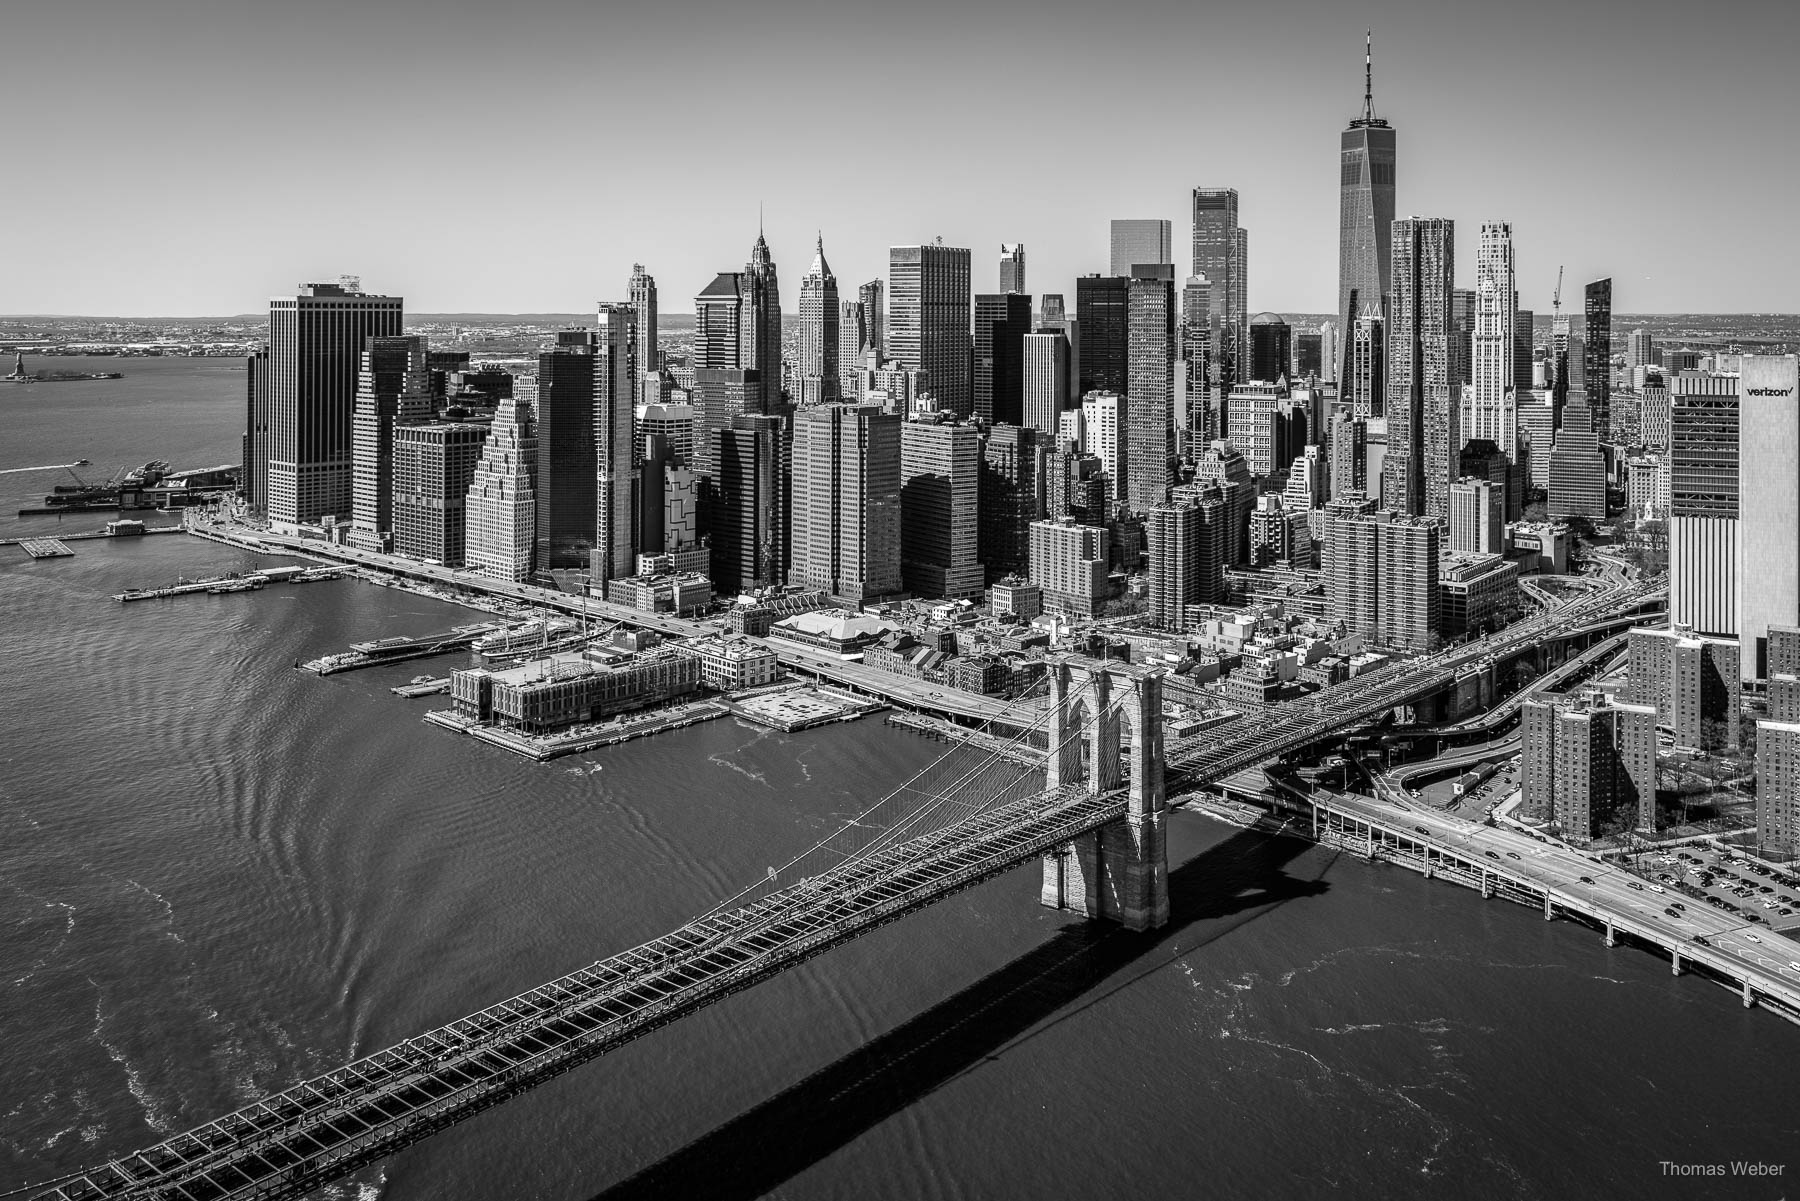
[1300,788,1800,1018]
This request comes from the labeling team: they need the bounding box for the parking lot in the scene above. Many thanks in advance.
[1401,753,1520,821]
[1634,845,1800,936]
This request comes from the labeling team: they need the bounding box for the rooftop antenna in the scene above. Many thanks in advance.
[1363,31,1376,123]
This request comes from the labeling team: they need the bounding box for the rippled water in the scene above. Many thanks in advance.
[3,362,1797,1201]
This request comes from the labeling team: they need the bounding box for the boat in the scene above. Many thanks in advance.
[208,577,267,594]
[472,617,580,657]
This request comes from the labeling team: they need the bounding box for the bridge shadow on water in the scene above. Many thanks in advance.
[591,824,1330,1201]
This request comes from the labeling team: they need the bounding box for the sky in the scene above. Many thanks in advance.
[5,0,1796,317]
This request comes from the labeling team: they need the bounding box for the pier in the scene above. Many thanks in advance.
[390,678,451,698]
[725,687,886,732]
[17,538,75,559]
[113,566,346,602]
[300,623,500,674]
[0,525,185,548]
[885,710,1046,768]
[424,700,731,760]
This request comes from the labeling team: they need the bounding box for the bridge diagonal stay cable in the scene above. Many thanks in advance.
[695,676,1057,920]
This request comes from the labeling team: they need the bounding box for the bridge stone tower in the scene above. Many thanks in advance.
[1039,657,1169,931]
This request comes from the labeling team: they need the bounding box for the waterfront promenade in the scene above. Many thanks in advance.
[186,517,1048,728]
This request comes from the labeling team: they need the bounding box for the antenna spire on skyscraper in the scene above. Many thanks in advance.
[1363,30,1376,124]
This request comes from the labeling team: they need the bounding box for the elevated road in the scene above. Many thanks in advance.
[187,518,1043,727]
[1164,576,1665,787]
[1307,789,1800,1016]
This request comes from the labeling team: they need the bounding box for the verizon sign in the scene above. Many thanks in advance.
[1740,355,1799,403]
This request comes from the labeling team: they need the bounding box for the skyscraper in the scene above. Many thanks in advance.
[973,292,1032,426]
[1738,355,1800,678]
[1247,312,1291,383]
[1450,288,1475,386]
[690,367,764,481]
[693,272,743,370]
[900,416,985,599]
[1147,486,1227,630]
[637,401,697,557]
[740,232,781,390]
[392,421,488,566]
[536,330,600,571]
[465,391,537,582]
[592,303,638,586]
[1584,277,1613,436]
[980,424,1044,582]
[859,279,884,360]
[264,280,404,530]
[1075,274,1129,396]
[1669,371,1740,638]
[1449,476,1504,555]
[1179,276,1214,446]
[999,244,1026,293]
[789,403,902,603]
[1192,440,1255,566]
[796,234,840,407]
[1023,330,1070,438]
[1190,189,1241,327]
[1383,217,1455,518]
[629,264,658,405]
[1110,219,1173,277]
[1125,267,1177,512]
[1547,401,1606,520]
[889,244,972,417]
[244,349,268,511]
[347,334,432,553]
[837,298,868,402]
[1338,32,1396,340]
[1345,312,1384,418]
[712,413,788,596]
[1468,222,1517,453]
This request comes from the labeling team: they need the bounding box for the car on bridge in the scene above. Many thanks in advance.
[1579,875,1595,884]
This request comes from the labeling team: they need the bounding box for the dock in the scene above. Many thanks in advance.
[725,686,886,733]
[391,678,452,698]
[0,525,184,547]
[115,565,347,602]
[884,710,1046,767]
[300,622,500,674]
[18,538,75,559]
[423,701,731,761]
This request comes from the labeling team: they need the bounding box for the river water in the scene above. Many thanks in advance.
[2,360,1796,1200]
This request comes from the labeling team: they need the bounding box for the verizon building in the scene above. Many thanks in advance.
[264,280,404,530]
[1739,354,1800,678]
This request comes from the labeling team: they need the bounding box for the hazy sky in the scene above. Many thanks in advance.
[6,0,1795,316]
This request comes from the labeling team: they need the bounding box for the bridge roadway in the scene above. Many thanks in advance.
[35,551,1663,1200]
[34,783,1131,1201]
[1161,578,1665,783]
[1306,789,1800,1016]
